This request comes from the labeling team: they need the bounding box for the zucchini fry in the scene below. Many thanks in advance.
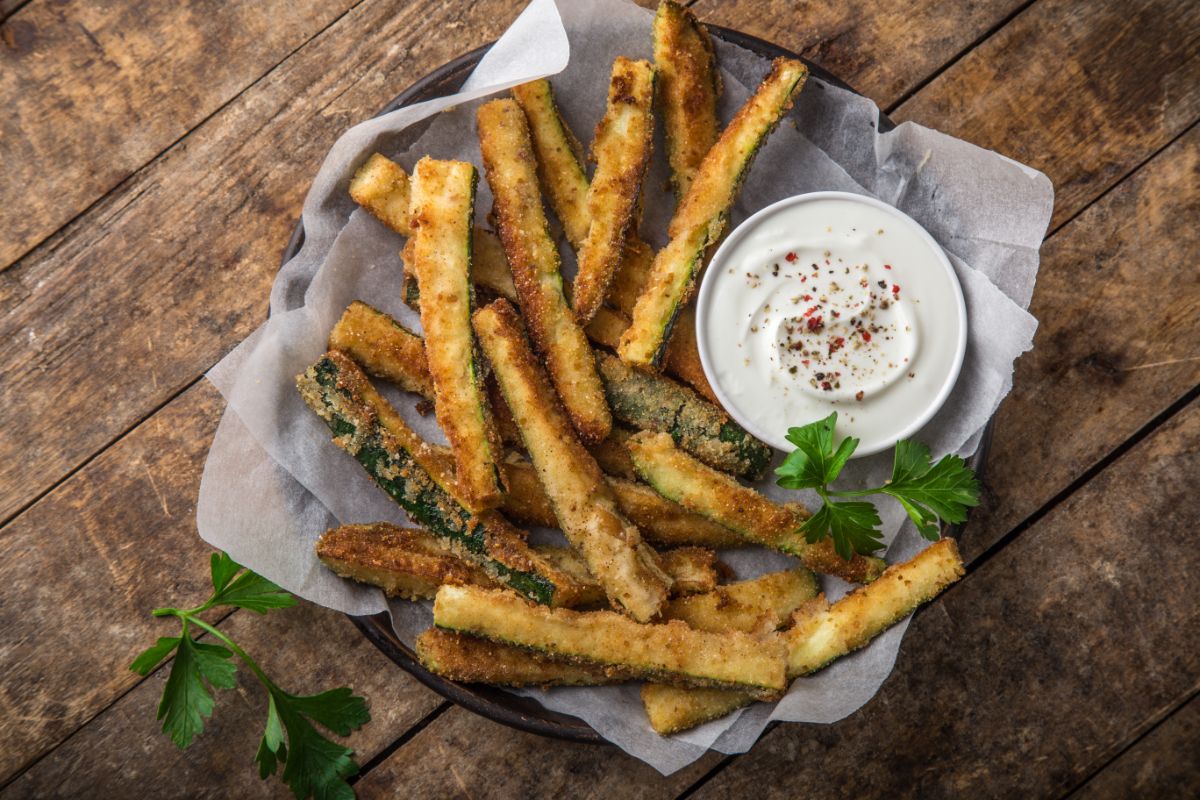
[422,569,812,691]
[417,628,636,687]
[477,99,612,443]
[619,58,808,367]
[409,157,505,509]
[785,538,964,676]
[628,431,887,583]
[572,57,656,323]
[349,153,413,235]
[641,539,965,733]
[328,301,433,398]
[315,521,715,605]
[296,350,585,606]
[316,523,497,600]
[597,352,771,480]
[433,584,787,696]
[653,0,720,199]
[473,299,671,622]
[403,227,518,309]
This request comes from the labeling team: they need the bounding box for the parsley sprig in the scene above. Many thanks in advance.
[130,553,370,800]
[776,412,981,559]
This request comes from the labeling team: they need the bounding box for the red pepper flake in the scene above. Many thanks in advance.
[802,294,813,301]
[831,310,840,318]
[806,315,824,332]
[892,283,901,295]
[801,359,810,366]
[855,390,865,401]
[884,264,892,270]
[803,305,819,318]
[828,336,845,354]
[860,329,872,342]
[784,251,798,262]
[821,381,832,391]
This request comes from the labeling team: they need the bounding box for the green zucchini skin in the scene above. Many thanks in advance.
[296,351,562,604]
[595,352,771,481]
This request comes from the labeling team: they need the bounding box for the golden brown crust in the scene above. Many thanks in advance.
[348,153,413,236]
[315,523,497,599]
[653,0,720,199]
[476,99,612,444]
[328,301,434,397]
[572,58,656,323]
[473,299,671,622]
[409,157,505,510]
[418,629,635,686]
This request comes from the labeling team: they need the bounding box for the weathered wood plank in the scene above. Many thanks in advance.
[963,123,1199,560]
[0,382,223,780]
[1071,694,1200,799]
[353,704,721,799]
[692,0,1025,106]
[894,0,1200,230]
[0,0,526,525]
[2,604,442,799]
[690,401,1200,799]
[0,0,359,269]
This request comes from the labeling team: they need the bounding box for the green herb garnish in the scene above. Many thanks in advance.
[775,412,980,559]
[131,552,370,800]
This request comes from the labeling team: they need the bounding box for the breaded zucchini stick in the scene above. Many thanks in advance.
[598,352,771,480]
[511,79,591,249]
[785,538,964,675]
[477,99,612,443]
[628,431,886,583]
[316,521,716,604]
[653,0,720,198]
[328,301,433,398]
[349,153,414,235]
[473,300,671,622]
[620,58,808,367]
[572,57,656,323]
[408,157,505,509]
[402,227,517,310]
[296,350,585,606]
[645,539,964,734]
[433,584,787,696]
[417,628,637,687]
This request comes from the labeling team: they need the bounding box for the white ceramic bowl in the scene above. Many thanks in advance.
[695,191,967,457]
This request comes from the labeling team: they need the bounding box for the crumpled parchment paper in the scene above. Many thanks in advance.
[197,0,1053,774]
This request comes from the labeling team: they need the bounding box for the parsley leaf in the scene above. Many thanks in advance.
[134,552,370,799]
[776,412,980,557]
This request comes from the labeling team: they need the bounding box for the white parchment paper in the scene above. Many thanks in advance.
[198,0,1053,774]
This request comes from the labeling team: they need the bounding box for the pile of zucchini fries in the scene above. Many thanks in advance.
[296,1,964,736]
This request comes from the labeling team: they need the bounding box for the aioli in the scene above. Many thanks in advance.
[696,193,966,456]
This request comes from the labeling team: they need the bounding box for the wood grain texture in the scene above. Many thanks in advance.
[1072,695,1200,799]
[0,382,223,780]
[0,0,526,526]
[691,401,1200,799]
[3,604,442,799]
[894,0,1200,230]
[0,0,358,269]
[353,704,721,799]
[692,0,1025,106]
[963,124,1200,560]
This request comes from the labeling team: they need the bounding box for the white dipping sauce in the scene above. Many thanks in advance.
[696,193,966,457]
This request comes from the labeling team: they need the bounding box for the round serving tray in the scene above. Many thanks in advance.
[279,24,990,744]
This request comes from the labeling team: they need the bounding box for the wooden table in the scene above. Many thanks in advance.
[1,0,1197,796]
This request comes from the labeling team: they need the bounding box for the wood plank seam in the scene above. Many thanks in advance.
[349,702,452,785]
[880,0,1040,116]
[0,0,375,275]
[0,0,31,26]
[1060,685,1200,799]
[0,607,239,792]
